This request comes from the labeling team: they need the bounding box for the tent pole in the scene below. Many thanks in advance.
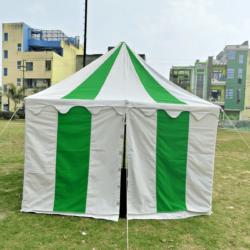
[119,117,127,218]
[122,119,126,169]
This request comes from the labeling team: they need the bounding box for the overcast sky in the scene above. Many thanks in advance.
[1,0,250,86]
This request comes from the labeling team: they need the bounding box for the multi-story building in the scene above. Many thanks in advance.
[170,41,250,120]
[1,22,83,111]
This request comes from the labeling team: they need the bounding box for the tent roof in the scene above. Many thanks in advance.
[25,42,220,119]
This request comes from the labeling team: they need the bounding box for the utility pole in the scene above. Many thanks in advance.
[20,60,26,95]
[83,0,88,68]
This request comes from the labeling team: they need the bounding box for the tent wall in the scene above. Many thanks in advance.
[22,106,58,212]
[21,107,124,222]
[127,108,218,220]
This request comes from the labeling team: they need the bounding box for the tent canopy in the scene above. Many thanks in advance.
[25,42,219,119]
[22,42,220,222]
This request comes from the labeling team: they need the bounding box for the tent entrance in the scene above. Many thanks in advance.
[119,119,127,218]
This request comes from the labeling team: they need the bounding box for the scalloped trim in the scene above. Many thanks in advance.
[27,105,219,121]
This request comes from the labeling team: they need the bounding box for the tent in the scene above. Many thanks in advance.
[21,42,220,222]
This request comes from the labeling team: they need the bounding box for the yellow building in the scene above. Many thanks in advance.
[1,22,83,111]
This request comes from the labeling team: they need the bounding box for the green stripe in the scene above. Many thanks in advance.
[126,45,186,104]
[53,107,92,213]
[156,110,189,212]
[62,44,123,99]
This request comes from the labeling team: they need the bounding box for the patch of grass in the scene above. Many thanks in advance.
[0,120,250,249]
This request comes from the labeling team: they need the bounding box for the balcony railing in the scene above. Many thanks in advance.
[212,75,226,81]
[173,79,190,85]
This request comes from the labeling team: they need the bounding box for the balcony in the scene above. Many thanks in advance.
[211,77,226,86]
[219,76,226,81]
[172,79,190,86]
[209,98,225,106]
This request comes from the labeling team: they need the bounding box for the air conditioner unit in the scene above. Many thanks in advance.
[43,80,47,83]
[210,97,218,102]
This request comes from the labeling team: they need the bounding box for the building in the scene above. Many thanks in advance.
[1,22,83,111]
[170,41,250,120]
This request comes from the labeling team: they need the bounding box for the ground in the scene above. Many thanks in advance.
[0,120,250,250]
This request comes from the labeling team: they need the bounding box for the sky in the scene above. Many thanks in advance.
[1,0,250,86]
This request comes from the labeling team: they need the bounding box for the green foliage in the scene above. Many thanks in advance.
[237,120,250,128]
[0,111,25,120]
[221,125,234,129]
[0,111,17,120]
[16,111,25,119]
[3,83,25,111]
[32,86,47,94]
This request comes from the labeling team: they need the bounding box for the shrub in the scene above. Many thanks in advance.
[17,111,25,119]
[0,110,25,119]
[237,120,250,128]
[0,111,18,120]
[221,125,234,129]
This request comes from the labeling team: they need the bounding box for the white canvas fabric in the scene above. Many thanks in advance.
[128,211,211,220]
[127,108,157,214]
[126,109,218,220]
[22,106,58,212]
[22,107,124,222]
[96,43,155,103]
[22,41,220,221]
[186,114,218,212]
[85,107,124,218]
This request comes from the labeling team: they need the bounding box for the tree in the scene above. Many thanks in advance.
[4,83,25,111]
[32,86,47,94]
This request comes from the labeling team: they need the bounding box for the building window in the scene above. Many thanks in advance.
[238,69,243,84]
[225,89,233,99]
[17,43,22,52]
[3,84,7,93]
[211,89,221,100]
[237,89,241,104]
[4,50,8,59]
[45,61,51,71]
[34,81,37,87]
[26,62,33,71]
[197,69,204,72]
[227,69,235,78]
[17,78,21,86]
[27,79,33,88]
[17,61,21,69]
[179,75,189,84]
[227,51,235,59]
[173,75,178,84]
[3,68,8,76]
[196,74,204,98]
[239,55,244,64]
[4,33,8,41]
[197,74,204,88]
[212,70,223,80]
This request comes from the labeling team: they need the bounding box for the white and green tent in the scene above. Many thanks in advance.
[21,42,220,221]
